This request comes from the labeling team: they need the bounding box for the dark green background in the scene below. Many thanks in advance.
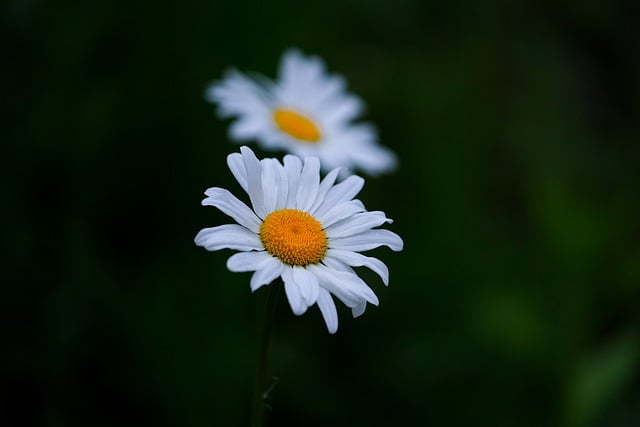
[4,0,640,426]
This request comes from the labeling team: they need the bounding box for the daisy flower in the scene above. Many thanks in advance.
[194,146,403,333]
[205,49,398,175]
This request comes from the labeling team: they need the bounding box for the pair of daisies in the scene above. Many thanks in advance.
[195,49,403,333]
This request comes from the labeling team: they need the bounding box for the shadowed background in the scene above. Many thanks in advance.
[3,0,640,426]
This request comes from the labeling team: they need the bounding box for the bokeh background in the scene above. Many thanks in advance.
[4,0,640,425]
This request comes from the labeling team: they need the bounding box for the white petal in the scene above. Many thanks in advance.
[351,302,367,318]
[202,187,262,232]
[226,251,271,272]
[273,158,289,210]
[240,146,268,218]
[309,166,342,214]
[306,147,348,173]
[324,211,392,239]
[250,257,284,292]
[307,75,348,112]
[316,259,378,318]
[205,70,271,117]
[321,255,355,274]
[279,49,310,84]
[194,224,262,251]
[282,266,307,315]
[318,201,365,229]
[283,154,302,207]
[322,94,364,125]
[351,199,365,210]
[307,264,378,308]
[276,49,355,115]
[320,124,398,176]
[326,249,389,285]
[292,266,320,306]
[260,158,281,214]
[277,49,325,106]
[228,116,266,141]
[313,175,364,219]
[227,152,248,192]
[330,229,404,252]
[316,288,338,334]
[348,137,398,176]
[296,157,320,211]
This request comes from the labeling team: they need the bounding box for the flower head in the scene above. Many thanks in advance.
[195,146,403,333]
[206,49,398,176]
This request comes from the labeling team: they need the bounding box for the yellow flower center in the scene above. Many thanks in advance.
[260,209,327,266]
[273,108,321,143]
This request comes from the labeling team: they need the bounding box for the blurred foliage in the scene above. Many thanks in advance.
[2,0,639,426]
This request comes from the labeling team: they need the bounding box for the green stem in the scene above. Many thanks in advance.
[250,284,279,427]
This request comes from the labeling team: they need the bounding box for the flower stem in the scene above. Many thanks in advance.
[251,284,279,427]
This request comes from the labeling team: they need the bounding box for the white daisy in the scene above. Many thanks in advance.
[205,49,398,175]
[194,146,403,333]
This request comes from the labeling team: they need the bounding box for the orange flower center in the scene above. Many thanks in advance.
[260,209,327,266]
[273,108,321,143]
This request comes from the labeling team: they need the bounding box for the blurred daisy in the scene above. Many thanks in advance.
[195,146,403,333]
[206,49,398,175]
